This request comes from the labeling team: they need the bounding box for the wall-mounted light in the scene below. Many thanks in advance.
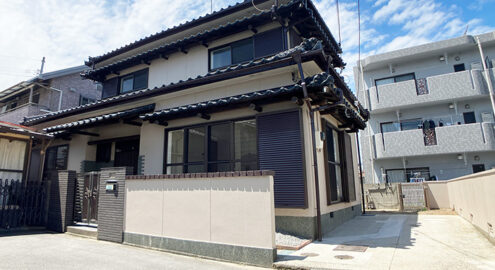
[439,56,445,61]
[457,154,464,160]
[448,103,455,109]
[474,155,480,161]
[455,56,461,61]
[465,104,470,109]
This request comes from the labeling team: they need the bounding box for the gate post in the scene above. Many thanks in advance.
[97,167,132,243]
[46,170,76,232]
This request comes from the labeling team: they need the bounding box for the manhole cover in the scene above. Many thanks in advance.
[333,245,368,252]
[300,252,319,257]
[335,255,354,260]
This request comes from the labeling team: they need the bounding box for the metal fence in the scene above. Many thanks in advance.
[0,179,46,229]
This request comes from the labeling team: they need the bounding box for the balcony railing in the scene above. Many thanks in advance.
[374,122,495,159]
[359,69,491,112]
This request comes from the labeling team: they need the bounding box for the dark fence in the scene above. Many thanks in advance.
[0,179,46,229]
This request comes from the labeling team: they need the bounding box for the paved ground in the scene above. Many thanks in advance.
[0,232,260,270]
[275,214,495,270]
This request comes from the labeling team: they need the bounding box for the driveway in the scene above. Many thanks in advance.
[0,232,260,270]
[275,214,495,270]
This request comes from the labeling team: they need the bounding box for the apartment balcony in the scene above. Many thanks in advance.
[360,69,491,113]
[373,122,495,159]
[0,103,47,124]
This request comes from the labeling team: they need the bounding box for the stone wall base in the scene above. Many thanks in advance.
[123,232,276,267]
[276,204,362,239]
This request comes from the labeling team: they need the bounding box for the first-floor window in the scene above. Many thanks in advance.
[324,122,343,203]
[165,119,257,174]
[45,145,69,170]
[386,167,430,183]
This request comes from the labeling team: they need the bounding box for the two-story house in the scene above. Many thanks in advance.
[23,0,368,242]
[355,31,495,184]
[0,65,102,124]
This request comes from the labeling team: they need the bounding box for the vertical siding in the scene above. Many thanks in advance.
[257,110,306,208]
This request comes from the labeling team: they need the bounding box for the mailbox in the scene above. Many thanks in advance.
[105,179,118,192]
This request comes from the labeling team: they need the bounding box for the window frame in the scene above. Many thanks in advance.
[118,68,149,94]
[163,117,258,174]
[374,73,416,87]
[208,37,255,71]
[208,27,286,71]
[321,120,345,204]
[44,144,69,171]
[385,167,430,183]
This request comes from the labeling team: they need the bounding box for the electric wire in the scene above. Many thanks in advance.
[336,0,341,46]
[251,0,269,12]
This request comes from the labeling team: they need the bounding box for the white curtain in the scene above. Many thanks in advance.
[0,138,27,180]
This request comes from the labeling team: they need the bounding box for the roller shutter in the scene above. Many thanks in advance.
[257,110,306,208]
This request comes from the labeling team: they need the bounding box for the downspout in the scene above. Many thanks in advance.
[356,132,366,214]
[475,37,495,118]
[292,52,322,241]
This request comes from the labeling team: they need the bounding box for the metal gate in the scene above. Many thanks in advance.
[400,183,426,210]
[81,172,100,224]
[0,180,46,229]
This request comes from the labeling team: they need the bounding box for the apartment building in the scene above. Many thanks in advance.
[355,31,495,184]
[0,65,101,124]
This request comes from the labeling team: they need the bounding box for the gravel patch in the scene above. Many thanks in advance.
[276,231,310,248]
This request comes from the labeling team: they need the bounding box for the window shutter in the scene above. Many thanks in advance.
[254,28,284,58]
[343,133,356,202]
[101,77,119,99]
[257,110,306,208]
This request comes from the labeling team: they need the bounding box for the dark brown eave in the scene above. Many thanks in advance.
[86,0,273,66]
[27,50,328,126]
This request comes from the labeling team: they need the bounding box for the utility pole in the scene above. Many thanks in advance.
[39,56,45,75]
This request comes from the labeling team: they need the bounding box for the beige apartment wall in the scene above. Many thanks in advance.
[424,181,450,209]
[124,175,276,249]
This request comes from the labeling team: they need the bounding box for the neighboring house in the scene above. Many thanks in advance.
[0,121,51,181]
[22,0,368,242]
[0,65,102,124]
[355,31,495,184]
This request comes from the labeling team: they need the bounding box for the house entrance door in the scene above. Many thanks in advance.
[82,172,100,224]
[114,139,140,174]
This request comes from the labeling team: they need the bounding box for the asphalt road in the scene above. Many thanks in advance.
[0,231,260,270]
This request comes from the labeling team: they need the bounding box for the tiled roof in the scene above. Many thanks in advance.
[86,0,341,66]
[43,104,155,133]
[86,0,271,65]
[83,0,344,81]
[141,72,367,129]
[23,38,326,126]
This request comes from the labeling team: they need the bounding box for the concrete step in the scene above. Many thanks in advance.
[66,225,97,239]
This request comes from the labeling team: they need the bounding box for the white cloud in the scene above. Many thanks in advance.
[0,0,235,90]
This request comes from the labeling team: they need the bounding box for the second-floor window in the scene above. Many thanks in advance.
[120,69,148,93]
[209,27,284,70]
[79,96,95,106]
[375,73,415,87]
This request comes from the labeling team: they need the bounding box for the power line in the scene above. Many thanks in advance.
[336,0,341,46]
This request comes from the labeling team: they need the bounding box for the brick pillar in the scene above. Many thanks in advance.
[46,170,76,232]
[97,167,132,243]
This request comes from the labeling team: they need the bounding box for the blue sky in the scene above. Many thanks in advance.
[0,0,494,91]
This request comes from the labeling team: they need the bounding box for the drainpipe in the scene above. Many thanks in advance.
[475,36,495,118]
[292,52,322,241]
[356,132,366,214]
